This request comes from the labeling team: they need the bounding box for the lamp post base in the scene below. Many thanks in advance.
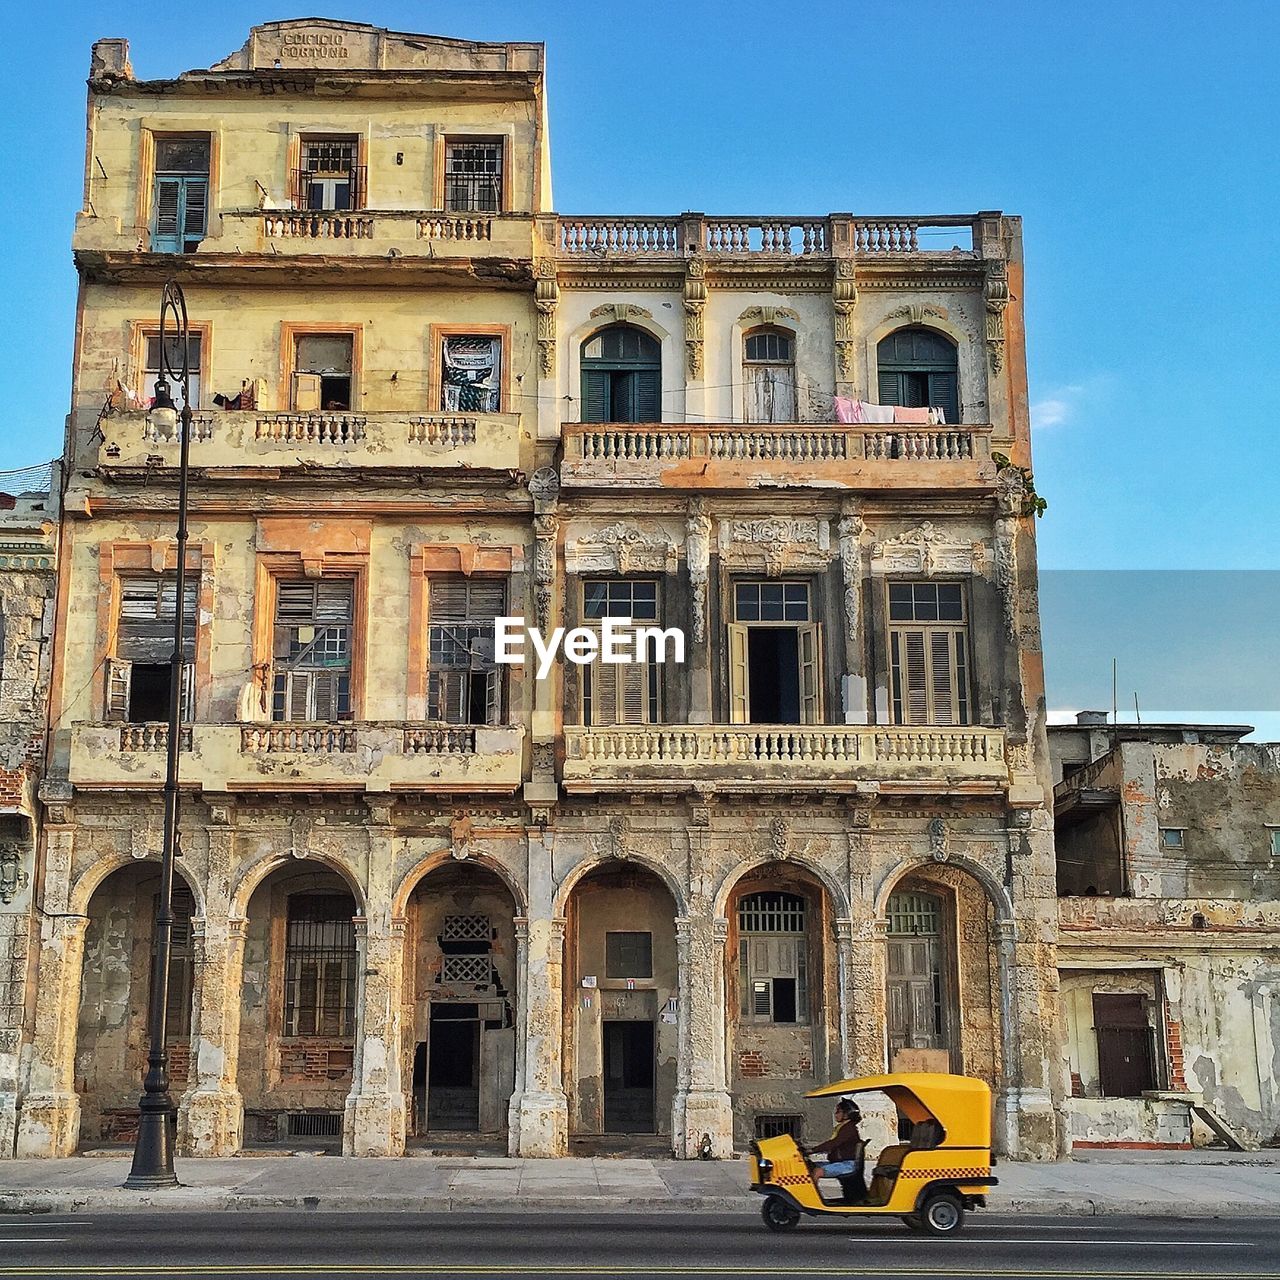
[123,1105,181,1189]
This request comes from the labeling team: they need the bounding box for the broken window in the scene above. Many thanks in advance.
[605,931,653,979]
[427,577,506,725]
[886,891,948,1054]
[271,580,353,722]
[150,881,195,1040]
[742,328,797,423]
[143,333,202,410]
[1093,993,1157,1097]
[728,580,820,725]
[283,894,357,1038]
[888,581,971,726]
[440,335,502,413]
[152,134,209,254]
[581,579,660,726]
[1159,828,1185,850]
[296,136,362,211]
[876,327,959,424]
[293,333,354,412]
[105,575,197,724]
[581,326,661,424]
[738,891,808,1024]
[444,139,504,213]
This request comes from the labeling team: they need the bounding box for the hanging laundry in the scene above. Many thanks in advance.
[927,406,947,425]
[893,406,931,424]
[859,401,895,423]
[833,396,858,423]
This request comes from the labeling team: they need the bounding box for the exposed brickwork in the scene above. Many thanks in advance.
[1164,1003,1187,1091]
[1070,1072,1084,1098]
[738,1050,768,1079]
[279,1041,355,1083]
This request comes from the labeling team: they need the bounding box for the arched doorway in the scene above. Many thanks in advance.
[725,865,835,1150]
[876,327,959,424]
[580,325,661,423]
[565,863,676,1144]
[74,862,197,1147]
[403,862,517,1142]
[239,862,359,1148]
[742,326,797,422]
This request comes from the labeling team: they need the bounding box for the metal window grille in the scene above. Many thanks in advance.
[284,895,357,1037]
[755,1114,804,1141]
[738,892,806,934]
[887,891,941,936]
[444,140,503,212]
[151,883,195,1040]
[442,915,491,943]
[304,139,357,175]
[285,1111,344,1138]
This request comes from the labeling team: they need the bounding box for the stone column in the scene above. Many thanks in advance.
[685,501,713,724]
[672,913,733,1158]
[832,918,856,1077]
[837,500,868,724]
[344,914,407,1157]
[179,915,246,1156]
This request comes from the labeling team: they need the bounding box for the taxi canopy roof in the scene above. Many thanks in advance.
[806,1072,990,1148]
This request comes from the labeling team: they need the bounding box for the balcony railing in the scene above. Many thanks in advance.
[241,724,358,754]
[561,422,994,490]
[562,725,1008,791]
[118,723,191,752]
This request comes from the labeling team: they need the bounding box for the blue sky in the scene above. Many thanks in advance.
[3,1,1277,734]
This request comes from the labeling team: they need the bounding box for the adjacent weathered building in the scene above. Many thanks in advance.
[1052,716,1280,1148]
[11,20,1063,1161]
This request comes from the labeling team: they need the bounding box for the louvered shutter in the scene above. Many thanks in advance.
[582,370,609,423]
[798,624,821,724]
[877,370,903,407]
[927,371,958,425]
[180,662,196,722]
[902,630,928,724]
[584,625,649,726]
[633,369,661,423]
[744,365,769,423]
[153,177,183,252]
[728,623,750,724]
[929,630,956,725]
[288,672,312,720]
[105,657,132,721]
[182,178,208,242]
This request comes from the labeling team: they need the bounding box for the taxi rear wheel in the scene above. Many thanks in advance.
[761,1195,801,1232]
[919,1191,965,1236]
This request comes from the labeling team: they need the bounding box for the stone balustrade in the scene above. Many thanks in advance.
[418,216,493,242]
[241,724,359,754]
[263,213,375,240]
[562,725,1008,792]
[117,723,191,752]
[560,422,994,490]
[255,414,366,445]
[402,726,477,755]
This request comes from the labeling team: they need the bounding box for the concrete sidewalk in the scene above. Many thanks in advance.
[2,1150,1278,1216]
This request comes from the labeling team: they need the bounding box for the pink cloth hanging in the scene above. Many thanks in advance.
[834,396,858,423]
[893,406,931,424]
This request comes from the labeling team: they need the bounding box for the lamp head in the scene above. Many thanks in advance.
[148,377,179,439]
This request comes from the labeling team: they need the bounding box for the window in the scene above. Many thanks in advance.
[876,327,959,424]
[743,328,797,423]
[143,333,202,409]
[1092,993,1157,1097]
[755,1114,804,1141]
[295,136,363,211]
[738,892,808,1024]
[728,581,820,725]
[581,326,661,424]
[439,914,494,987]
[151,882,195,1040]
[605,931,653,979]
[444,139,504,213]
[887,581,970,726]
[283,894,357,1038]
[271,580,353,722]
[293,333,354,412]
[440,335,502,412]
[152,134,209,254]
[1270,829,1280,857]
[427,577,506,725]
[105,575,197,724]
[581,579,661,726]
[1159,828,1185,850]
[886,891,947,1054]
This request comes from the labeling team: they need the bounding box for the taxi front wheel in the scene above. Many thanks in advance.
[919,1191,965,1236]
[761,1195,801,1232]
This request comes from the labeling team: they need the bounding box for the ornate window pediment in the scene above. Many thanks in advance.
[870,522,990,578]
[565,520,678,574]
[717,517,832,577]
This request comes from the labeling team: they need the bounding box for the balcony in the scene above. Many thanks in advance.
[68,722,525,794]
[561,725,1009,794]
[97,409,523,478]
[560,423,995,492]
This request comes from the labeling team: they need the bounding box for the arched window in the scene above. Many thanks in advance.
[284,893,358,1037]
[738,891,807,1024]
[742,327,796,423]
[581,324,661,424]
[886,890,948,1054]
[876,327,959,424]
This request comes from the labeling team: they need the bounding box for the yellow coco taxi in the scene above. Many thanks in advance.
[750,1072,997,1235]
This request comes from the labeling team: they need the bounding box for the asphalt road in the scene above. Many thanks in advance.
[0,1211,1276,1279]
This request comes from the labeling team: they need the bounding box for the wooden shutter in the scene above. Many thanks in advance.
[182,177,208,241]
[877,370,903,407]
[798,624,821,724]
[929,630,957,726]
[105,657,132,721]
[728,623,750,724]
[584,625,649,725]
[901,630,929,724]
[889,626,967,725]
[927,370,958,424]
[180,662,196,722]
[633,369,661,423]
[293,373,322,411]
[581,370,609,423]
[153,177,183,252]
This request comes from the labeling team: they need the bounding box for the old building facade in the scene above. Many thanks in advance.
[1053,717,1280,1149]
[11,20,1062,1161]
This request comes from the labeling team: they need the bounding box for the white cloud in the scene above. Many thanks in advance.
[1031,383,1085,430]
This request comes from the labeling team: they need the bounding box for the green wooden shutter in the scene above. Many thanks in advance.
[582,370,609,423]
[633,369,661,423]
[927,371,958,424]
[877,370,903,406]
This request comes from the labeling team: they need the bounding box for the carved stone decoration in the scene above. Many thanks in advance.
[984,260,1009,375]
[131,822,162,861]
[568,521,677,575]
[871,521,988,578]
[684,255,707,380]
[0,843,30,905]
[592,814,632,861]
[588,302,653,324]
[531,740,556,777]
[837,498,866,651]
[769,817,791,861]
[685,499,712,645]
[450,812,474,861]
[739,305,800,327]
[832,257,858,382]
[535,258,559,377]
[527,466,561,514]
[888,303,947,325]
[719,517,831,576]
[994,466,1025,641]
[533,513,559,633]
[928,817,950,863]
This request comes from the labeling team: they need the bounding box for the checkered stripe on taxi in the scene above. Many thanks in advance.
[770,1172,812,1187]
[898,1167,991,1179]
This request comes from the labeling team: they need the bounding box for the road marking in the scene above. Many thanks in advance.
[847,1239,1253,1247]
[0,1239,66,1244]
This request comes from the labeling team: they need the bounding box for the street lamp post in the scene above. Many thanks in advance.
[125,280,193,1189]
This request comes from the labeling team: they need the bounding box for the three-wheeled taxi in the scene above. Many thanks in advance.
[749,1072,997,1235]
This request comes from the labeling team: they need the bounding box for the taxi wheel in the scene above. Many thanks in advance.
[761,1195,801,1232]
[919,1191,965,1236]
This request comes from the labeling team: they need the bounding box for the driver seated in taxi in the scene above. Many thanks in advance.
[805,1096,866,1202]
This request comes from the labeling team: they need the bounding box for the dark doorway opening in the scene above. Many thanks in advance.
[427,1004,480,1131]
[603,1020,655,1133]
[1093,993,1157,1097]
[747,629,799,723]
[128,662,172,722]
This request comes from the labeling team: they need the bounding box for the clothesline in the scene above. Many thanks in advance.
[834,397,947,426]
